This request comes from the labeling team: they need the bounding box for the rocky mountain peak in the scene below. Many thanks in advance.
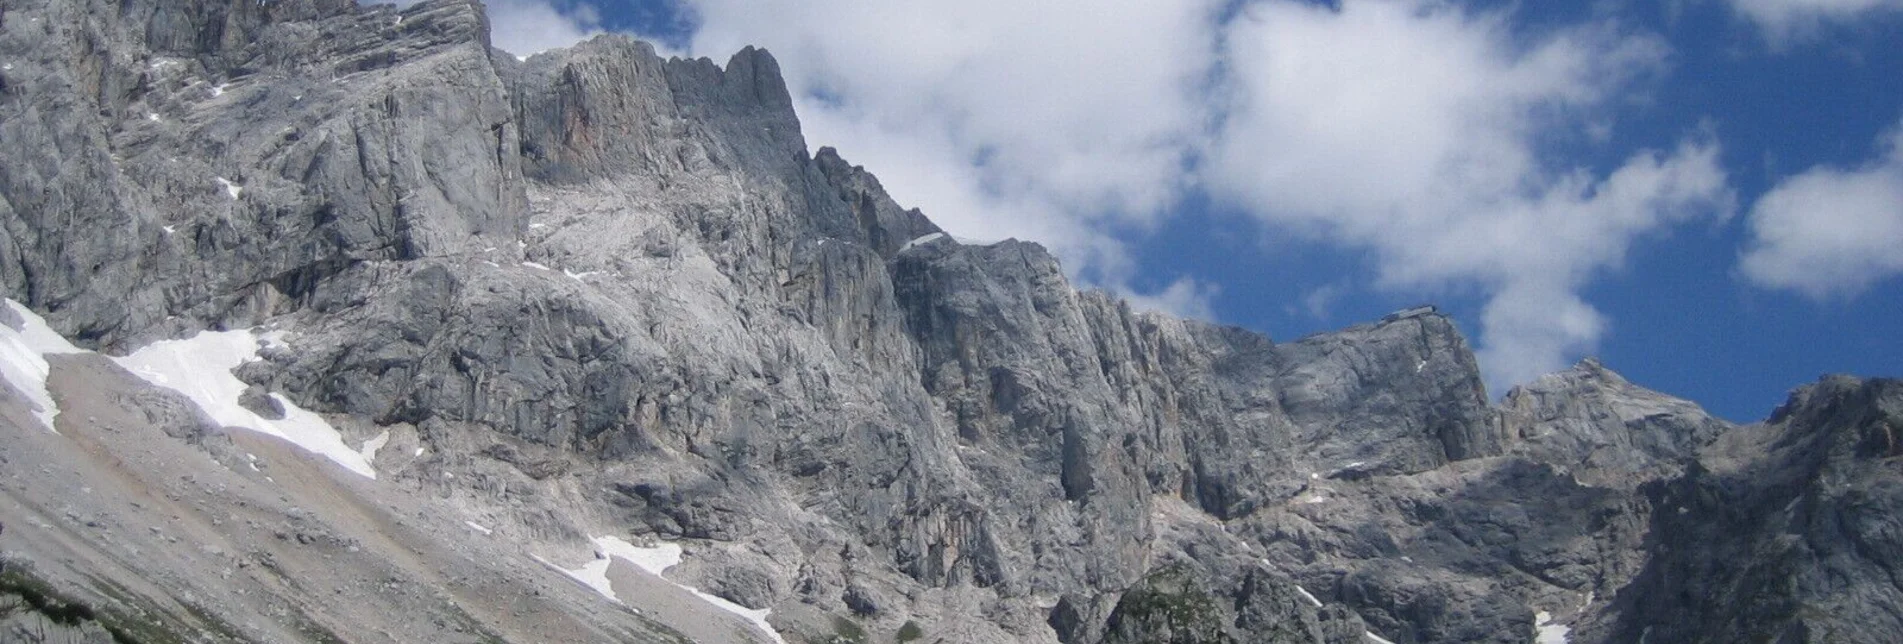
[1581,374,1903,643]
[2,1,1898,643]
[1499,354,1730,489]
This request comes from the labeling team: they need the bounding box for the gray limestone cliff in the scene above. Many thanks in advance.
[1,0,1899,642]
[1580,376,1903,644]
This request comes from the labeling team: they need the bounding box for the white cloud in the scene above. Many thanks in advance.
[1208,0,1732,392]
[1740,121,1903,299]
[1299,283,1345,321]
[1121,277,1221,320]
[682,0,1223,293]
[479,0,603,58]
[1728,0,1903,42]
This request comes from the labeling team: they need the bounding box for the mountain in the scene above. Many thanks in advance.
[2,0,1899,642]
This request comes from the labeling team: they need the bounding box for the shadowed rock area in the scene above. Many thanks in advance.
[2,0,1899,642]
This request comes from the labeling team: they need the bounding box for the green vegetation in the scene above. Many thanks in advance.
[832,614,868,642]
[2,567,188,644]
[1102,564,1234,644]
[895,619,925,642]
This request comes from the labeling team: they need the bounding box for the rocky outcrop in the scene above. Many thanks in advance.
[1100,564,1326,644]
[3,0,1899,642]
[1584,376,1903,643]
[0,0,523,349]
[1501,358,1729,489]
[1268,309,1504,474]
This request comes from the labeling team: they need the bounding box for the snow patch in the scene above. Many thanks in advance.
[1295,585,1324,608]
[897,232,946,253]
[540,537,785,644]
[1366,632,1397,644]
[210,83,228,97]
[1,300,87,432]
[563,268,601,281]
[464,521,492,536]
[413,447,426,457]
[146,112,161,122]
[1416,360,1427,373]
[2,63,12,71]
[162,225,176,234]
[114,329,376,478]
[215,177,242,200]
[951,235,1001,246]
[358,430,390,464]
[528,222,547,229]
[1301,495,1328,504]
[596,537,786,644]
[520,261,550,271]
[1535,611,1571,644]
[533,552,617,602]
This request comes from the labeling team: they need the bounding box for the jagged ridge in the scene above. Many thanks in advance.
[2,0,1899,643]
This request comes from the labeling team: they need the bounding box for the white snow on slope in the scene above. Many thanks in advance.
[1366,631,1397,644]
[1295,584,1324,608]
[464,521,493,536]
[541,536,786,644]
[358,430,390,464]
[897,232,946,253]
[214,177,242,200]
[114,329,376,478]
[521,261,550,271]
[1,300,87,431]
[534,551,618,601]
[1536,611,1571,644]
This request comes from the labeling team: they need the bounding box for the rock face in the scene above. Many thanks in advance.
[1500,358,1729,489]
[1581,376,1903,644]
[2,0,1900,642]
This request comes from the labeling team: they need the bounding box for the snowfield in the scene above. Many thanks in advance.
[114,328,376,478]
[1,299,87,431]
[540,536,787,644]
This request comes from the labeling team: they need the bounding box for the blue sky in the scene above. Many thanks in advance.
[482,0,1903,422]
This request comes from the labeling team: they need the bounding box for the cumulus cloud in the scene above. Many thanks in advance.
[1207,1,1733,391]
[1740,121,1903,299]
[1122,277,1222,320]
[1297,283,1346,321]
[479,0,603,58]
[683,0,1223,292]
[1728,0,1903,42]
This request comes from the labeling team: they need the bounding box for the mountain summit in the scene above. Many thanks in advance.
[2,1,1898,642]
